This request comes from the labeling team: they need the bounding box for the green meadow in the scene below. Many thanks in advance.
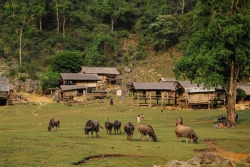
[0,96,249,167]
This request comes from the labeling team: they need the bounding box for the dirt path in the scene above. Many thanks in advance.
[200,139,250,163]
[16,92,55,103]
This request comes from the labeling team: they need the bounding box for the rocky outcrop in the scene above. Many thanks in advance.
[14,79,41,94]
[162,153,234,167]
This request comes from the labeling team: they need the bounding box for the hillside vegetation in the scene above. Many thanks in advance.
[0,0,190,84]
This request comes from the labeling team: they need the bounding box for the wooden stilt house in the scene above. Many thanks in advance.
[175,81,216,109]
[59,73,101,101]
[131,82,176,107]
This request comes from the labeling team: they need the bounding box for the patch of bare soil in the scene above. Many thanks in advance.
[73,154,157,165]
[197,139,250,165]
[16,92,55,103]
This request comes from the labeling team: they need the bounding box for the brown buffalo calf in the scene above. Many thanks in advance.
[48,118,60,131]
[138,124,157,142]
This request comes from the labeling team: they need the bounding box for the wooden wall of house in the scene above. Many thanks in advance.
[98,75,107,82]
[63,90,77,97]
[188,92,215,104]
[76,81,97,87]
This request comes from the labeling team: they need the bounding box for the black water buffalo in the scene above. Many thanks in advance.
[113,119,121,134]
[124,122,135,141]
[175,125,198,144]
[84,120,103,137]
[48,118,60,131]
[138,124,157,142]
[104,120,114,135]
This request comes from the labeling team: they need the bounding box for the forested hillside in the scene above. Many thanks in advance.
[0,0,195,81]
[1,0,250,126]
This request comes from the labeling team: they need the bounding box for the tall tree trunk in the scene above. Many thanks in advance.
[63,15,66,38]
[180,0,185,14]
[226,0,240,127]
[19,26,23,64]
[226,59,238,126]
[55,0,60,33]
[111,18,114,32]
[39,15,42,31]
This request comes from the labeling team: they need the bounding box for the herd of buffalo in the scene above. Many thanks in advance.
[47,118,198,144]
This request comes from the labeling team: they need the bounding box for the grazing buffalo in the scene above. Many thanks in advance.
[138,124,157,142]
[48,118,60,131]
[104,120,114,135]
[84,120,103,137]
[113,119,121,134]
[175,125,198,144]
[124,122,135,141]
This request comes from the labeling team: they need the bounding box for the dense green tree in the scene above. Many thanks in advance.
[135,10,157,44]
[99,0,129,31]
[173,0,250,126]
[146,15,181,50]
[84,32,115,66]
[4,0,37,63]
[236,88,246,103]
[51,51,83,73]
[39,70,60,91]
[53,0,72,37]
[32,0,47,31]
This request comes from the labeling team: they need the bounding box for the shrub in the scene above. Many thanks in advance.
[39,70,60,91]
[8,68,17,77]
[18,74,26,82]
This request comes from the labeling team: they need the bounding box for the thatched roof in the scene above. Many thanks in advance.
[60,85,87,91]
[61,73,101,81]
[237,84,250,95]
[80,67,120,75]
[132,82,175,91]
[178,81,215,93]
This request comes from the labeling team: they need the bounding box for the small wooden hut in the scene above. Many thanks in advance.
[59,73,101,101]
[60,73,101,92]
[132,82,176,107]
[80,67,122,89]
[176,81,216,109]
[60,85,87,100]
[0,76,12,105]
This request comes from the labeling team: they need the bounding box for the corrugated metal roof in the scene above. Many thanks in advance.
[81,67,120,75]
[61,73,101,81]
[133,82,175,90]
[237,84,250,95]
[179,81,215,93]
[0,77,9,84]
[60,85,87,91]
[0,85,10,92]
[0,77,11,91]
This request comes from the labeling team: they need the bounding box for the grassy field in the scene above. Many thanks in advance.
[0,95,250,167]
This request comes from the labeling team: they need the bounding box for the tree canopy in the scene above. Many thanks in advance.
[173,0,250,126]
[51,51,83,73]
